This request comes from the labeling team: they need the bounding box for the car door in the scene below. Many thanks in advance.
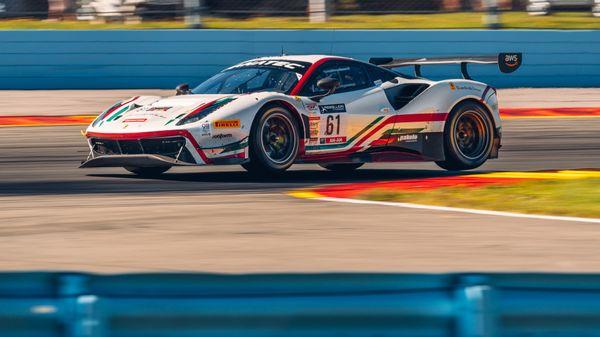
[299,60,395,155]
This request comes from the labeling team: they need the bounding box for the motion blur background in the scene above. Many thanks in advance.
[0,0,599,28]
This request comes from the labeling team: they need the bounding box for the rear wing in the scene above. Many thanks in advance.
[369,53,522,80]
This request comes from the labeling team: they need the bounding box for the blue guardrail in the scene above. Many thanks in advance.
[1,272,600,336]
[0,30,599,89]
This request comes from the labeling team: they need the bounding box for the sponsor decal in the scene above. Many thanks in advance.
[319,104,346,114]
[227,60,310,73]
[381,128,423,145]
[397,134,418,143]
[455,85,482,92]
[212,133,233,140]
[309,116,320,138]
[498,53,522,73]
[214,119,241,128]
[305,102,319,112]
[320,136,347,145]
[122,118,147,123]
[200,122,211,136]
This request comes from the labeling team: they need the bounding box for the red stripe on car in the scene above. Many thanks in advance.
[289,57,348,96]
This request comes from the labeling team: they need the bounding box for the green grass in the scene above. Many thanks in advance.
[1,12,599,30]
[360,178,600,218]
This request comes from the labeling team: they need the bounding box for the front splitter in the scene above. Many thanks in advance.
[80,154,197,168]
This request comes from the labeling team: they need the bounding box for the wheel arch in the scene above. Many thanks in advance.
[447,97,501,159]
[448,97,497,131]
[257,99,308,155]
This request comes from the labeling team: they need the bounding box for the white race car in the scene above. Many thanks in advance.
[81,53,521,176]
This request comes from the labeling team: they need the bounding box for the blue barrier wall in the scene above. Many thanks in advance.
[0,30,599,89]
[2,272,600,337]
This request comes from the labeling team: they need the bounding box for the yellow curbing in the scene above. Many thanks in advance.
[480,170,600,180]
[287,191,323,199]
[286,170,600,200]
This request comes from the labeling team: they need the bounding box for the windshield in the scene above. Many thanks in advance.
[191,67,302,95]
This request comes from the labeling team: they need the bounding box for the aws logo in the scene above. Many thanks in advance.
[504,54,519,67]
[498,53,522,73]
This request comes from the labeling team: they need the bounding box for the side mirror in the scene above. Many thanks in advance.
[176,83,191,96]
[310,77,340,102]
[317,77,340,92]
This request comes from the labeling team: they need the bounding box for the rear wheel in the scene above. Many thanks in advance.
[435,101,494,171]
[124,166,171,177]
[242,105,299,175]
[319,163,364,172]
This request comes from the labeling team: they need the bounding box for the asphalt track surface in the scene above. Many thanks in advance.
[1,119,599,194]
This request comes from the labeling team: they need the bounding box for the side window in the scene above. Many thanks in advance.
[365,64,397,85]
[300,61,370,96]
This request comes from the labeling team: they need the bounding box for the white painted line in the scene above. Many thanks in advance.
[316,197,600,224]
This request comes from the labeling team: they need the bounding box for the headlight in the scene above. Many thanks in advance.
[92,101,122,127]
[92,96,139,127]
[176,97,237,126]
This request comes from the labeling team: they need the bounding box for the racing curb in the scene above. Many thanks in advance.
[0,115,95,128]
[287,170,600,223]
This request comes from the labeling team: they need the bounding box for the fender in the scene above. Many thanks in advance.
[259,99,309,156]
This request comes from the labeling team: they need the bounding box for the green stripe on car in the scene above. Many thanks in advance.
[305,116,384,151]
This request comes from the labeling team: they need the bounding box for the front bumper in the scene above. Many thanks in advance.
[82,133,202,167]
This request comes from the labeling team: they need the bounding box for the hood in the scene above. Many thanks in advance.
[148,94,235,108]
[96,94,237,132]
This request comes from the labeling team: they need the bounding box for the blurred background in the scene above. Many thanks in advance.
[0,0,599,29]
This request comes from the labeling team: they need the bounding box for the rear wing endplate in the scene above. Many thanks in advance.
[369,53,522,80]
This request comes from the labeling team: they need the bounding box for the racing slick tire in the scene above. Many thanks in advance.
[435,100,494,171]
[319,163,364,172]
[242,105,300,175]
[124,166,171,176]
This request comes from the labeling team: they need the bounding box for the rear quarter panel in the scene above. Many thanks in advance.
[405,79,501,131]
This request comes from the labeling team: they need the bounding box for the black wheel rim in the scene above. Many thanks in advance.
[260,112,295,164]
[454,111,488,160]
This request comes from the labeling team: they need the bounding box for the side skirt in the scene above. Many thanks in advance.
[297,132,445,164]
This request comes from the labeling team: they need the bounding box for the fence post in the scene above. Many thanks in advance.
[483,0,502,29]
[184,0,203,29]
[309,0,331,23]
[59,274,105,337]
[455,275,497,337]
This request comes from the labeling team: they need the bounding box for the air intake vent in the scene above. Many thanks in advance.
[384,84,430,110]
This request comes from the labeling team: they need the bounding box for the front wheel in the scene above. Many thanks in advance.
[319,163,364,172]
[124,166,171,177]
[436,101,494,171]
[243,105,299,175]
